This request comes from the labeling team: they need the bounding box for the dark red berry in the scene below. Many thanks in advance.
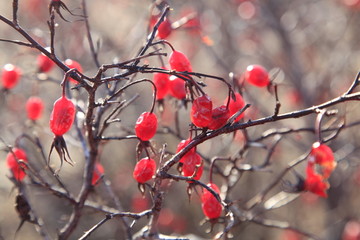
[191,95,213,128]
[169,50,192,73]
[6,148,28,181]
[37,53,55,73]
[26,96,44,121]
[1,64,21,89]
[153,70,170,100]
[224,92,245,122]
[244,64,270,87]
[133,157,156,183]
[208,105,230,130]
[168,76,186,99]
[49,96,76,136]
[201,183,222,219]
[64,59,83,83]
[157,18,172,39]
[92,162,105,186]
[135,112,158,141]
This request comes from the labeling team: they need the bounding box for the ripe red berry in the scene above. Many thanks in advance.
[244,64,270,87]
[1,64,21,89]
[6,148,28,181]
[153,71,170,100]
[92,162,105,186]
[133,157,156,183]
[157,18,172,39]
[37,53,55,73]
[64,59,83,83]
[176,138,195,164]
[182,153,203,181]
[135,112,158,141]
[169,50,192,73]
[26,96,44,121]
[168,75,186,99]
[49,96,76,136]
[224,92,246,122]
[309,142,336,179]
[208,105,230,130]
[201,183,223,219]
[191,95,213,128]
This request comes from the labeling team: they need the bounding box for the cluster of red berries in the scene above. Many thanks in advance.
[303,142,337,197]
[190,93,246,130]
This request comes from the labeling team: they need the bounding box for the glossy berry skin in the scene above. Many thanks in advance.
[182,153,203,181]
[26,96,44,120]
[177,138,195,163]
[201,183,222,219]
[6,148,28,181]
[208,105,230,130]
[224,92,245,122]
[37,54,55,73]
[49,96,76,136]
[135,112,158,141]
[92,162,105,186]
[1,64,21,89]
[309,142,336,179]
[153,71,170,100]
[169,50,192,73]
[157,18,172,39]
[64,59,83,83]
[244,64,270,87]
[191,95,213,128]
[133,158,156,183]
[169,76,186,99]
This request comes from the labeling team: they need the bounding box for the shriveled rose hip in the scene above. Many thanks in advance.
[208,105,230,130]
[191,95,213,128]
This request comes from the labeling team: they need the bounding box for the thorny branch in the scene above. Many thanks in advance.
[1,0,360,240]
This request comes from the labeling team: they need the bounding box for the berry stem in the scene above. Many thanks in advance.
[61,69,76,97]
[315,109,327,143]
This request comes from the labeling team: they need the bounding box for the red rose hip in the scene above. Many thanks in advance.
[6,148,28,181]
[133,157,156,183]
[191,95,213,128]
[26,96,44,121]
[135,112,158,141]
[50,96,76,136]
[1,64,21,89]
[244,64,270,87]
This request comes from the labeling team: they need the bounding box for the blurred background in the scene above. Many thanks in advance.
[1,0,360,239]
